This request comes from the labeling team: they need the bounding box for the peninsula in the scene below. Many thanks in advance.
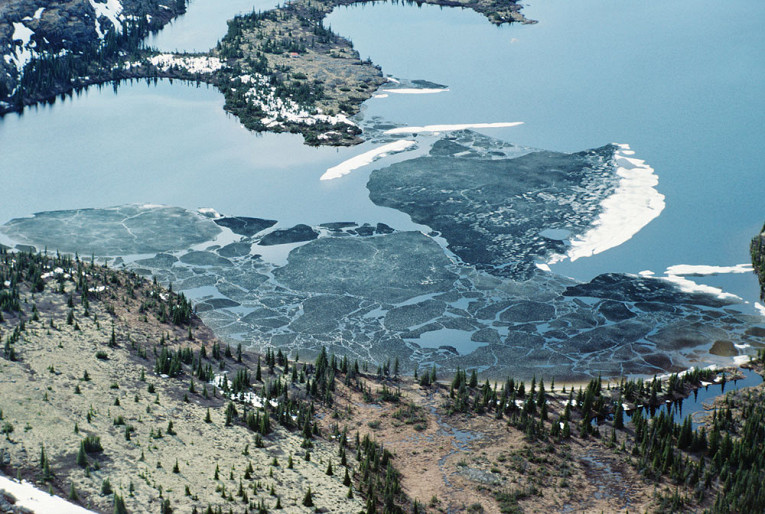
[0,0,529,145]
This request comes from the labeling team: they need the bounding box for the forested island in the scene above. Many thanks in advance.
[1,247,764,512]
[0,0,528,145]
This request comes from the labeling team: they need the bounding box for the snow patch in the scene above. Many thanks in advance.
[149,54,224,74]
[0,476,96,513]
[33,7,45,19]
[9,22,34,73]
[320,140,416,181]
[384,121,523,135]
[235,74,358,129]
[755,303,765,316]
[89,0,123,38]
[553,144,665,263]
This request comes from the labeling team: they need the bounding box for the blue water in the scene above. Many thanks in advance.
[146,0,281,53]
[623,370,764,428]
[326,0,765,300]
[1,0,764,307]
[0,81,420,231]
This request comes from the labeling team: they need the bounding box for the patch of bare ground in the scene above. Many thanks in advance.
[317,374,711,513]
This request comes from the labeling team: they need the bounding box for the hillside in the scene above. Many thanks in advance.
[2,248,764,513]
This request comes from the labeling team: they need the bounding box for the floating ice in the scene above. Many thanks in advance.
[559,144,665,262]
[664,263,753,276]
[660,274,741,301]
[320,140,417,180]
[384,122,523,134]
[380,88,449,95]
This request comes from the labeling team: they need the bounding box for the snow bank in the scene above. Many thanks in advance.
[320,140,416,181]
[0,476,96,513]
[8,22,34,73]
[562,144,665,262]
[89,0,123,38]
[384,121,523,135]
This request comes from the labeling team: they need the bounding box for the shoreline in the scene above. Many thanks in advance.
[0,0,530,146]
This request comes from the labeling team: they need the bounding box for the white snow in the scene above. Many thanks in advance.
[373,94,389,99]
[233,74,358,129]
[320,140,416,181]
[380,88,449,95]
[9,22,34,73]
[535,262,551,272]
[638,270,655,277]
[149,54,224,74]
[660,274,741,301]
[0,476,96,513]
[89,0,123,38]
[733,355,751,365]
[384,121,523,135]
[755,303,765,316]
[664,263,753,276]
[33,7,45,19]
[554,144,665,263]
[198,207,222,219]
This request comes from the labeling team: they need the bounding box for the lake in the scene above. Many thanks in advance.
[1,0,764,378]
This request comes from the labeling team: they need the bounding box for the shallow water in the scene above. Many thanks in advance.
[623,369,764,428]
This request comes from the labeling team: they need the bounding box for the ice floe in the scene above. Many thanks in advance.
[0,476,95,513]
[559,143,665,263]
[320,140,417,181]
[384,121,523,135]
[664,263,753,276]
[380,88,449,95]
[660,274,741,301]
